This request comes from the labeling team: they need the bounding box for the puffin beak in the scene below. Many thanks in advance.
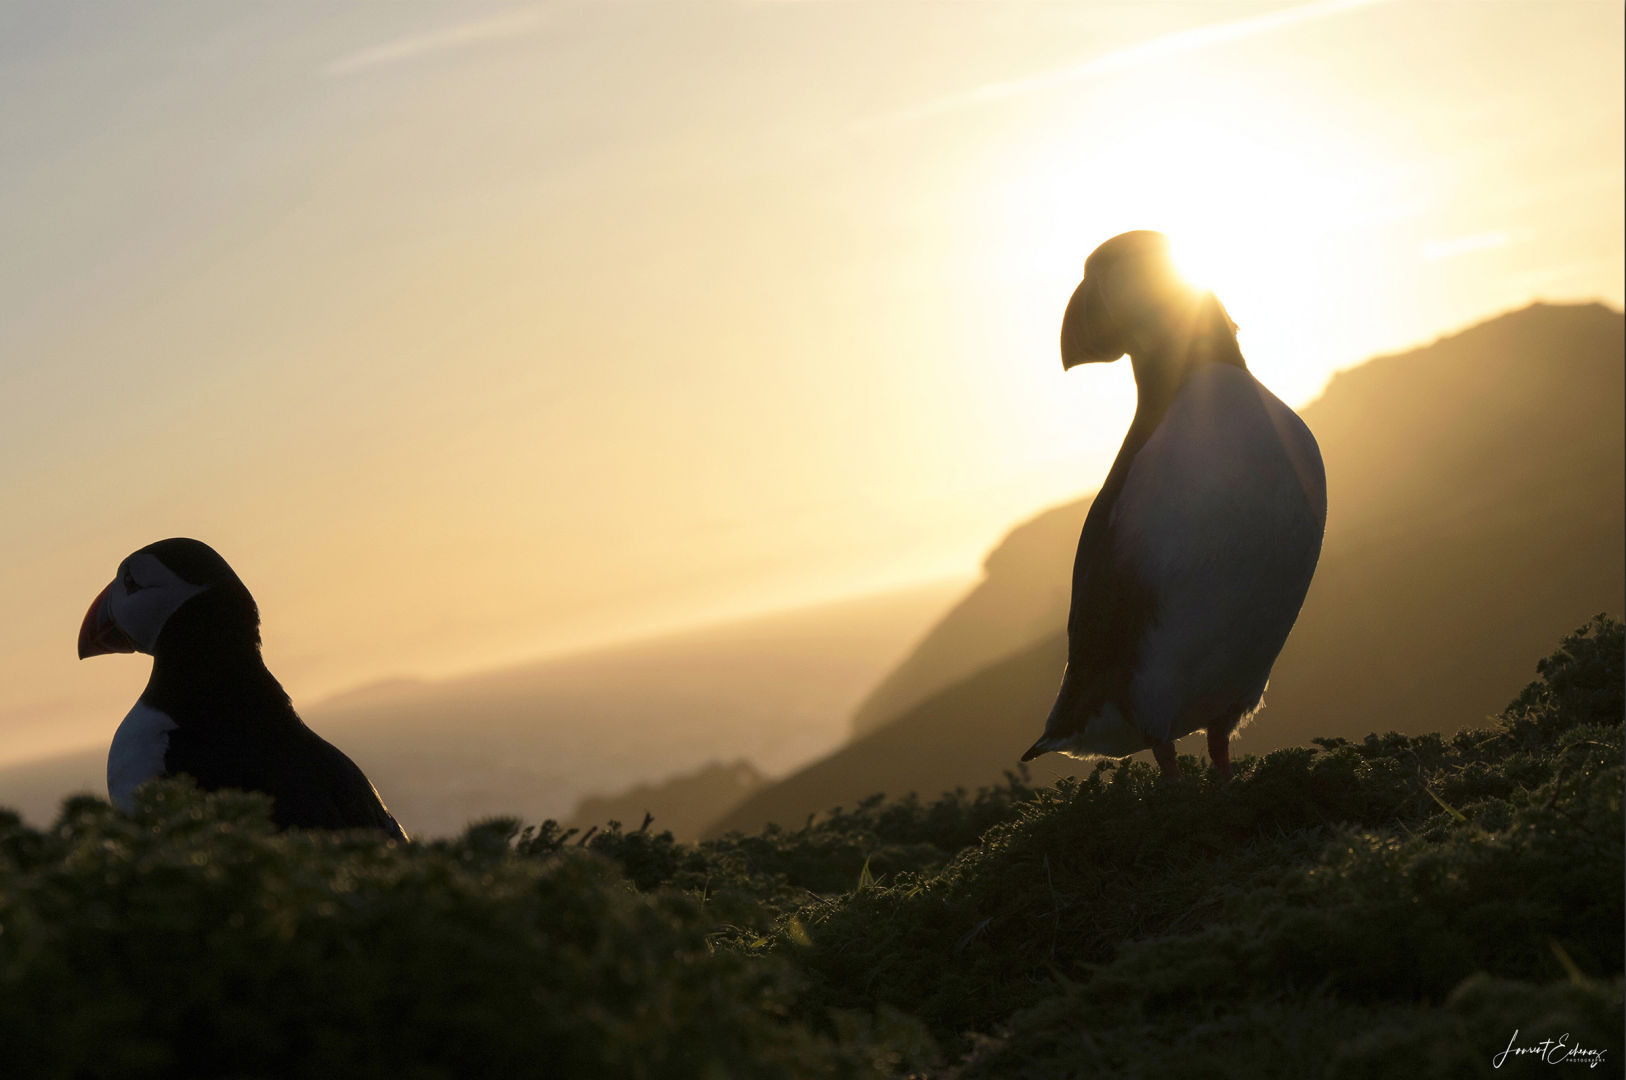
[1060,277,1123,370]
[78,582,136,659]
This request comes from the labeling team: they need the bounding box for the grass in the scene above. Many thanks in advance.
[1,616,1620,1078]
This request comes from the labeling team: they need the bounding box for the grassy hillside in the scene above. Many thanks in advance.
[1,618,1620,1077]
[713,302,1625,836]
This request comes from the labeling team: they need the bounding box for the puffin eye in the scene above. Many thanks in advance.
[122,569,146,594]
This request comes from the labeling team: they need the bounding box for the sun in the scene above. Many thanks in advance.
[1165,231,1231,299]
[991,70,1393,404]
[1121,116,1338,295]
[1121,117,1382,399]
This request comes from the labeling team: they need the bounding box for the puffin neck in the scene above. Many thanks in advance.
[1128,298,1247,416]
[146,588,290,714]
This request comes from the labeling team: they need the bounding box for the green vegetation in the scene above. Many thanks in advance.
[2,618,1621,1077]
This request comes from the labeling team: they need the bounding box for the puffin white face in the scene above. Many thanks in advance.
[79,551,207,657]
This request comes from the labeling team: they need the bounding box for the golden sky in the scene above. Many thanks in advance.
[1,0,1621,762]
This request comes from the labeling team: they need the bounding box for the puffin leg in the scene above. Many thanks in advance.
[1150,740,1180,778]
[1206,726,1234,781]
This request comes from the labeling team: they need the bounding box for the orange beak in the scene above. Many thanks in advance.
[78,582,136,659]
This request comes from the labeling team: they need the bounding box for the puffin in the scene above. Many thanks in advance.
[1021,231,1326,779]
[78,538,408,839]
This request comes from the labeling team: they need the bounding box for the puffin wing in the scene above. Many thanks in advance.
[1022,442,1163,761]
[281,729,410,841]
[1109,365,1326,744]
[1025,364,1324,760]
[164,718,408,840]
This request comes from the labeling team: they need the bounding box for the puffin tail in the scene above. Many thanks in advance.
[1023,660,1094,762]
[1021,736,1059,763]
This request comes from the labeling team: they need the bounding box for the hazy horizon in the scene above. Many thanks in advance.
[2,0,1622,764]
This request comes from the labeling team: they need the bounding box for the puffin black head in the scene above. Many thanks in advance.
[1060,230,1239,370]
[78,538,260,659]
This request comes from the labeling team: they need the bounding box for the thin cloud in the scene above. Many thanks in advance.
[852,0,1396,132]
[325,8,549,77]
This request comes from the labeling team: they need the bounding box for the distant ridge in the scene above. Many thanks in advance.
[707,302,1626,836]
[848,501,1082,738]
[0,579,962,834]
[569,759,766,841]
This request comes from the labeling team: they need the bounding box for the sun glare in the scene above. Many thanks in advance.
[1166,232,1228,296]
[1119,114,1358,309]
[998,72,1394,405]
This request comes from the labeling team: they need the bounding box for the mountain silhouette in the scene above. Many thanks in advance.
[706,302,1626,836]
[848,501,1081,738]
[568,759,766,841]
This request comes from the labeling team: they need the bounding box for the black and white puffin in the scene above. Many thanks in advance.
[1022,231,1326,779]
[78,538,408,839]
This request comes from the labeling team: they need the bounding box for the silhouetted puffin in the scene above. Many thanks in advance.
[1022,231,1326,779]
[78,538,408,839]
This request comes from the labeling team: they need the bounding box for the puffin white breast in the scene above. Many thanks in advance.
[107,702,177,812]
